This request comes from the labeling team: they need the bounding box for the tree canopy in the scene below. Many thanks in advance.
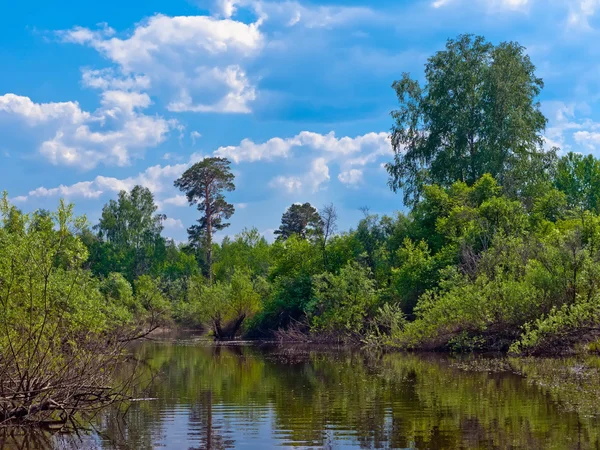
[386,34,547,206]
[174,157,235,279]
[92,185,165,280]
[274,202,323,241]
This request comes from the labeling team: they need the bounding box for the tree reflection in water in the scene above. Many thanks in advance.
[3,339,600,449]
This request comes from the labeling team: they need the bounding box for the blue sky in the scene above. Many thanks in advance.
[1,0,600,242]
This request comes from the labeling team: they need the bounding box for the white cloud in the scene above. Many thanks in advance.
[215,136,294,162]
[235,202,248,209]
[214,0,379,28]
[23,161,189,203]
[574,130,600,149]
[163,217,184,229]
[163,194,189,207]
[307,157,330,192]
[0,93,173,170]
[269,175,303,193]
[16,127,386,204]
[0,93,89,125]
[166,65,255,113]
[268,157,330,194]
[58,23,115,44]
[28,181,103,199]
[61,14,264,114]
[568,0,600,30]
[540,101,600,153]
[432,0,452,8]
[214,130,390,163]
[191,131,202,145]
[162,152,184,161]
[297,131,390,157]
[217,130,389,193]
[215,0,239,18]
[81,68,151,91]
[338,169,363,186]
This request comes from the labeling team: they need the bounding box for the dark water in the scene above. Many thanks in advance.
[4,336,600,449]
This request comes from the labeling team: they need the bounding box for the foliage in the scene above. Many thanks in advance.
[174,157,235,279]
[307,262,379,337]
[387,34,547,206]
[213,228,270,281]
[0,195,140,425]
[10,33,600,355]
[274,202,323,241]
[555,151,600,213]
[187,269,264,338]
[510,297,600,355]
[93,185,165,281]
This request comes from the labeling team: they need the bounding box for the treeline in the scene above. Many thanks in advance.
[4,33,600,366]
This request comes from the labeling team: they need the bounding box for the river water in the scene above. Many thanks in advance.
[4,335,600,449]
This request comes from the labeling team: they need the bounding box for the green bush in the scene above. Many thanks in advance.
[307,262,379,337]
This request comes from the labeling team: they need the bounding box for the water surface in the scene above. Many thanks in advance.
[4,336,600,449]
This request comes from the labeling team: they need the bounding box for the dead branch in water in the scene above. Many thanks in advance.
[0,325,156,428]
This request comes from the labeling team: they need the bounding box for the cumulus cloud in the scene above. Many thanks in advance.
[215,136,295,162]
[28,181,103,199]
[0,94,89,125]
[163,217,185,229]
[60,14,264,114]
[215,130,390,163]
[23,161,189,202]
[574,130,600,149]
[268,157,330,194]
[338,168,363,186]
[166,65,256,113]
[540,100,600,153]
[216,130,389,192]
[16,126,388,205]
[81,68,151,91]
[269,175,303,193]
[0,93,173,169]
[163,194,189,207]
[306,157,330,192]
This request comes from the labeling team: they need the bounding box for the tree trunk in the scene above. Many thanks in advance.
[213,319,224,340]
[205,185,213,284]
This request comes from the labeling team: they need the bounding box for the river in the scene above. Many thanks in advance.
[4,334,600,449]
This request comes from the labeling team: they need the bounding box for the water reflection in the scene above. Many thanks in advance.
[3,338,600,449]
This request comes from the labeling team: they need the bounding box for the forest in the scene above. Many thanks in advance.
[3,34,600,425]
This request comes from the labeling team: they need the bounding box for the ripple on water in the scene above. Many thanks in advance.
[4,341,600,449]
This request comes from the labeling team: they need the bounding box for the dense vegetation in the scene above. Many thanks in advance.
[3,33,600,422]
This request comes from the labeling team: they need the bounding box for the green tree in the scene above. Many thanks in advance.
[213,228,271,282]
[386,34,547,206]
[93,185,165,280]
[174,157,235,281]
[0,195,137,423]
[188,269,263,339]
[274,203,323,241]
[308,262,379,337]
[255,235,323,332]
[555,152,600,213]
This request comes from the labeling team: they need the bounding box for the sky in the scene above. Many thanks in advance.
[1,0,600,242]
